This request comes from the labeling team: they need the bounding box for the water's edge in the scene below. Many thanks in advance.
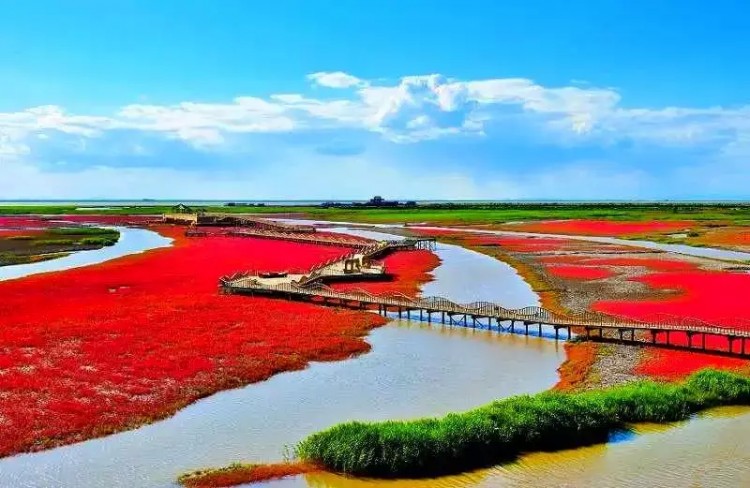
[0,226,173,282]
[0,225,561,488]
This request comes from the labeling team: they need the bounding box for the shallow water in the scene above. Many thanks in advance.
[270,406,750,488]
[0,226,173,282]
[325,226,540,308]
[0,228,562,488]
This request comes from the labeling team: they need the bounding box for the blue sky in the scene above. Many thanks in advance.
[1,0,749,199]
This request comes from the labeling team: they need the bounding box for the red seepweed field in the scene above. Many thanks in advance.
[498,219,695,237]
[0,224,438,457]
[594,269,750,377]
[414,225,750,380]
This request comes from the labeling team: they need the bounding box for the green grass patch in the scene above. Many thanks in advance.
[44,227,119,246]
[0,252,70,266]
[296,369,750,478]
[0,252,33,266]
[78,236,118,246]
[32,239,76,246]
[48,226,119,237]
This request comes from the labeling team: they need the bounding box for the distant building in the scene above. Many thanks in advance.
[225,202,267,207]
[319,196,417,209]
[362,195,399,207]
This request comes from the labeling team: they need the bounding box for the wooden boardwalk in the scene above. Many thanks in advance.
[222,238,436,288]
[163,212,315,233]
[166,214,747,359]
[222,280,750,357]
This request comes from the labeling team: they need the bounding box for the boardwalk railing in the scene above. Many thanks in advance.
[221,279,750,357]
[211,221,750,357]
[163,212,315,233]
[222,239,430,288]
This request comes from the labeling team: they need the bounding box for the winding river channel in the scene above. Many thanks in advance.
[0,227,563,487]
[0,226,173,282]
[1,224,749,487]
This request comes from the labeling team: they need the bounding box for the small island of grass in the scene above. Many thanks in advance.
[294,369,750,479]
[0,226,119,267]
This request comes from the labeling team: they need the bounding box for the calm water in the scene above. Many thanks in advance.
[0,229,562,488]
[0,226,173,282]
[325,226,540,308]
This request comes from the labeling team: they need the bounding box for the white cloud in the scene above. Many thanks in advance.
[307,71,365,88]
[115,98,296,146]
[1,70,749,151]
[0,136,30,158]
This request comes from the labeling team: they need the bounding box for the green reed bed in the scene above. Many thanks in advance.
[48,226,119,236]
[44,227,119,246]
[296,370,750,478]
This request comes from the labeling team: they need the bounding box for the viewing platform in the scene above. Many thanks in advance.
[221,238,435,288]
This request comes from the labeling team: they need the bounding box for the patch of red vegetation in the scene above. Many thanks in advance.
[554,342,598,391]
[0,216,60,230]
[582,257,697,272]
[410,225,749,380]
[54,214,158,226]
[331,250,439,296]
[595,270,750,377]
[467,235,576,252]
[596,270,750,327]
[545,265,614,281]
[695,228,750,248]
[537,255,591,265]
[180,462,318,487]
[409,227,467,238]
[0,215,155,231]
[635,349,747,380]
[471,235,635,255]
[0,229,44,238]
[504,219,694,237]
[0,227,437,457]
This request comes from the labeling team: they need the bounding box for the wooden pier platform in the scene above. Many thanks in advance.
[222,237,436,288]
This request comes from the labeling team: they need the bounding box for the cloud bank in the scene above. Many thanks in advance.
[1,72,749,199]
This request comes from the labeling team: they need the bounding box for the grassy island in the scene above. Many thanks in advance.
[295,369,750,478]
[0,226,119,267]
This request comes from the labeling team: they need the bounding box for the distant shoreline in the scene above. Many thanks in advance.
[3,199,750,207]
